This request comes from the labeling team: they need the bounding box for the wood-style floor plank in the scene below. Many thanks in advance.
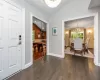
[7,55,100,80]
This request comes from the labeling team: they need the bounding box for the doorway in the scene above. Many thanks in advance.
[64,16,94,58]
[32,17,47,61]
[62,13,99,65]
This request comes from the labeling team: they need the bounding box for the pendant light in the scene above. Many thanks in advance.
[44,0,61,8]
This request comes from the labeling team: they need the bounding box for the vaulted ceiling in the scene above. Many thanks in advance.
[24,0,70,16]
[24,0,100,18]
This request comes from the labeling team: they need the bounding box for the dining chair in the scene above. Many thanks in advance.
[70,38,74,45]
[85,37,90,53]
[70,38,74,51]
[74,38,83,55]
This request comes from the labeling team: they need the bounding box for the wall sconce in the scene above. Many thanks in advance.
[42,27,44,30]
[88,30,92,34]
[38,33,41,38]
[65,31,69,34]
[87,30,92,38]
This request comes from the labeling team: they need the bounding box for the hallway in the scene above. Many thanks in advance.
[8,55,100,80]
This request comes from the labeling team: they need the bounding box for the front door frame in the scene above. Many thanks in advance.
[30,13,49,63]
[62,13,99,66]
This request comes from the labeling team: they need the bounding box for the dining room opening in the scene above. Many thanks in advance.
[64,16,94,58]
[32,17,47,61]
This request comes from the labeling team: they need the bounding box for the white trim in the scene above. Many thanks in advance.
[94,13,99,66]
[4,70,22,80]
[48,53,64,58]
[47,23,50,55]
[30,13,33,64]
[62,13,99,66]
[3,0,22,9]
[30,13,49,64]
[22,8,26,70]
[94,61,99,66]
[98,63,100,66]
[24,62,33,69]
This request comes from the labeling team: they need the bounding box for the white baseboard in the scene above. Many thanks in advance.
[94,60,100,67]
[95,63,100,67]
[4,70,22,80]
[47,53,64,58]
[98,63,100,66]
[94,62,98,66]
[24,62,33,69]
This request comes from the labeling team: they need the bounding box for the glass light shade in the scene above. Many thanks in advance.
[44,0,61,8]
[65,31,68,34]
[88,30,92,33]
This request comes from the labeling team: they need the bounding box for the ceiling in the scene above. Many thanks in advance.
[89,0,100,8]
[33,17,46,31]
[24,0,100,18]
[65,17,94,28]
[24,0,70,16]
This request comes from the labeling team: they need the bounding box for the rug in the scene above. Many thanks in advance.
[65,48,94,58]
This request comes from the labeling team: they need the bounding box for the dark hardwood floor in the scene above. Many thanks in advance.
[8,55,100,80]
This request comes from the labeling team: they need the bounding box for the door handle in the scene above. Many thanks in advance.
[18,35,22,45]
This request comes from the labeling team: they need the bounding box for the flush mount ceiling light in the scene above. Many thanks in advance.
[44,0,61,8]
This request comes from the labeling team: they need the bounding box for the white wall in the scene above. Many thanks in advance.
[49,0,100,59]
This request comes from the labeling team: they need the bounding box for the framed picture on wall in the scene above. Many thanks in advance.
[52,27,57,36]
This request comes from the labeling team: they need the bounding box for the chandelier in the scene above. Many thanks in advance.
[44,0,61,8]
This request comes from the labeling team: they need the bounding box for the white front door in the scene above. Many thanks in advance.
[0,0,7,79]
[0,0,22,79]
[7,2,22,77]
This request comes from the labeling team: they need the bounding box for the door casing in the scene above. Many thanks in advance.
[30,13,49,64]
[62,13,99,66]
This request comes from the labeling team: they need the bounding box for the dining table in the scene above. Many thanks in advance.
[70,42,88,54]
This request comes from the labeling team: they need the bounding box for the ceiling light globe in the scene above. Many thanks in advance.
[44,0,61,8]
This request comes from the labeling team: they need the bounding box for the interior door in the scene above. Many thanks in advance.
[7,3,22,76]
[0,0,22,79]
